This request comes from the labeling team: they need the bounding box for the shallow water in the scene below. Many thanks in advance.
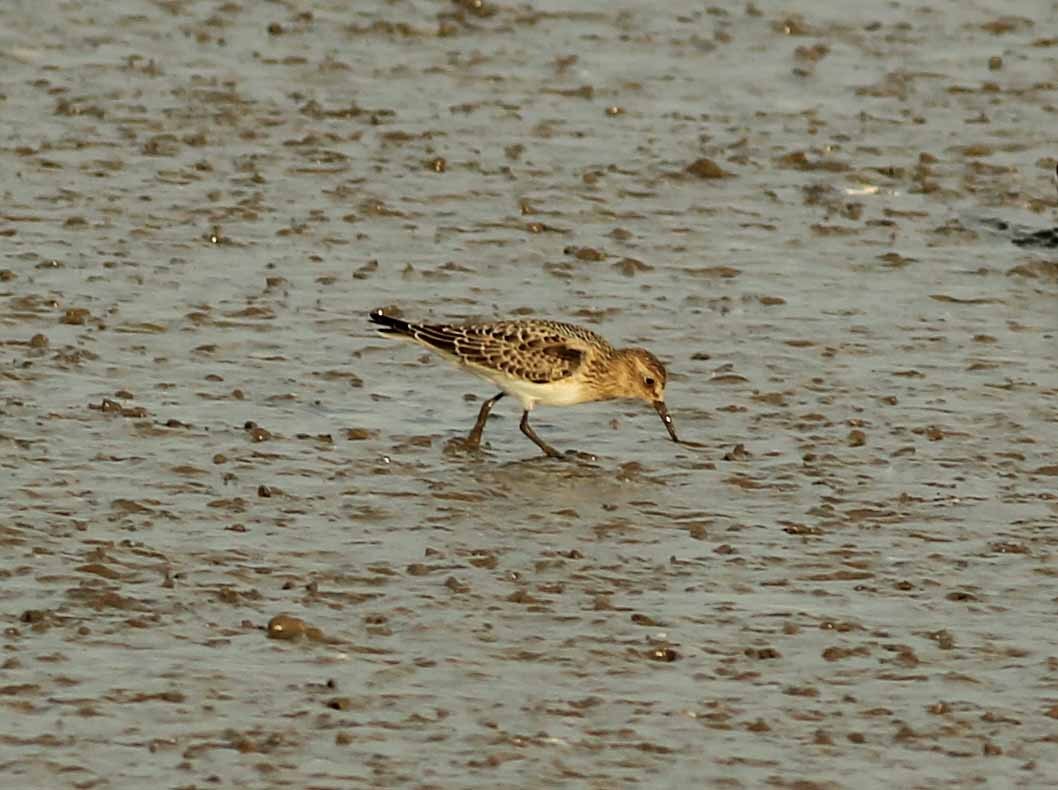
[3,1,1058,787]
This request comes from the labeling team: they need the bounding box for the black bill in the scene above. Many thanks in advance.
[653,400,679,443]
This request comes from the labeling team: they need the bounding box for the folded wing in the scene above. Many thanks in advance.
[411,322,588,383]
[370,312,599,384]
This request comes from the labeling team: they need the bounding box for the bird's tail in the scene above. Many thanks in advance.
[369,309,462,357]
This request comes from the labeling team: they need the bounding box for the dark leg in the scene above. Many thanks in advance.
[465,392,505,449]
[519,411,563,458]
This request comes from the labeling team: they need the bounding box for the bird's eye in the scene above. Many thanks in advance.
[644,377,656,388]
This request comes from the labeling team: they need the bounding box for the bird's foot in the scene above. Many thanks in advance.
[527,449,596,463]
[443,436,488,455]
[564,449,598,462]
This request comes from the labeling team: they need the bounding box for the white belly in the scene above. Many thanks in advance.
[472,368,590,410]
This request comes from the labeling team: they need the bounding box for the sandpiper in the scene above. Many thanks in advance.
[370,309,680,458]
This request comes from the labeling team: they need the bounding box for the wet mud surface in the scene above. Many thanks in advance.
[3,1,1058,787]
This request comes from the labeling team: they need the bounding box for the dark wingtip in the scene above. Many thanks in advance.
[369,308,409,334]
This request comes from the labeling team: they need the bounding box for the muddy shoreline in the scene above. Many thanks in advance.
[3,1,1058,787]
